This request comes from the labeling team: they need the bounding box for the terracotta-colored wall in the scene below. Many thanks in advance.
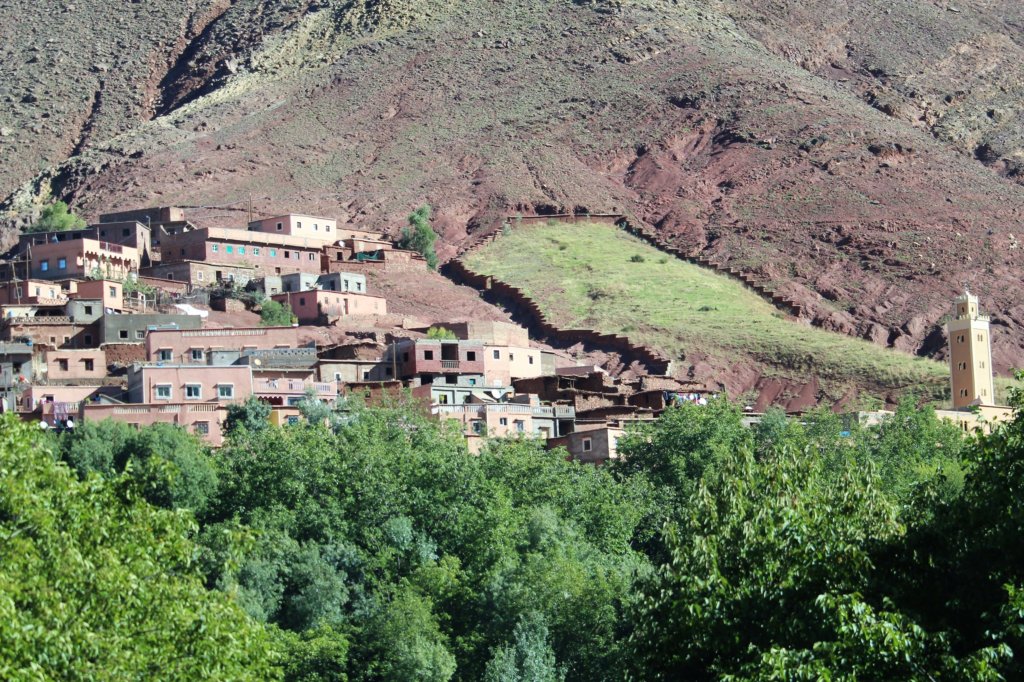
[45,349,107,380]
[74,280,123,310]
[272,291,387,323]
[30,239,139,280]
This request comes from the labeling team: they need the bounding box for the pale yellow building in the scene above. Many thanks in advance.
[947,289,996,409]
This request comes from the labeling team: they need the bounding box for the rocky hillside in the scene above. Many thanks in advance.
[1,0,1022,371]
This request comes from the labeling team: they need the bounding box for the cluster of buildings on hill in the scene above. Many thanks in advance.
[0,205,1013,460]
[0,206,715,462]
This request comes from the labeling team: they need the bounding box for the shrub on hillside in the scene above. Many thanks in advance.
[24,200,86,233]
[260,299,295,326]
[399,205,439,269]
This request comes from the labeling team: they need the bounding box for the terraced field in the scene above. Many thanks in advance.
[465,221,973,406]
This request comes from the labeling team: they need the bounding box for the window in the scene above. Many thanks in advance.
[84,305,93,316]
[582,437,593,452]
[180,248,186,256]
[212,243,219,253]
[276,222,283,231]
[58,258,67,270]
[299,297,306,306]
[297,221,302,229]
[957,335,965,343]
[135,330,145,340]
[960,389,968,397]
[238,246,245,255]
[334,372,342,381]
[40,260,49,272]
[467,351,477,361]
[63,336,70,344]
[308,253,316,261]
[270,249,277,257]
[84,359,94,371]
[472,420,485,435]
[284,251,291,259]
[119,330,129,340]
[287,396,303,406]
[982,388,988,397]
[122,227,130,237]
[499,417,508,426]
[529,355,534,365]
[34,287,41,296]
[217,384,234,399]
[314,223,318,231]
[191,349,204,362]
[287,416,299,425]
[158,349,172,361]
[958,362,967,370]
[84,334,92,345]
[253,247,260,256]
[198,271,204,281]
[194,422,210,435]
[58,359,69,371]
[977,333,984,342]
[510,353,515,361]
[185,384,202,400]
[356,281,362,291]
[155,384,172,400]
[439,394,449,404]
[980,360,986,368]
[108,286,117,298]
[226,245,234,254]
[424,350,434,360]
[493,350,500,359]
[326,225,331,232]
[513,420,525,432]
[468,378,477,386]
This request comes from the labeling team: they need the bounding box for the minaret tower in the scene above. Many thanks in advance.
[947,289,995,408]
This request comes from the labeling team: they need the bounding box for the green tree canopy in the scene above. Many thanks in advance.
[0,415,278,680]
[25,200,87,233]
[399,205,439,269]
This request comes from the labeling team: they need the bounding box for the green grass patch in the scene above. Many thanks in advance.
[465,221,956,401]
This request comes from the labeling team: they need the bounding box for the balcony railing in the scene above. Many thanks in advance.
[432,403,534,416]
[254,378,336,396]
[440,359,460,369]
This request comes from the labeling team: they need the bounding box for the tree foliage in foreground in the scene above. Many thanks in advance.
[15,376,1024,680]
[0,415,276,681]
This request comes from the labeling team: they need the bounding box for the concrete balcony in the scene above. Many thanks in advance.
[441,359,460,369]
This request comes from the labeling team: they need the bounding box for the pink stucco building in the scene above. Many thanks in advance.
[128,364,254,404]
[44,349,107,381]
[270,290,387,324]
[145,326,306,363]
[81,402,229,445]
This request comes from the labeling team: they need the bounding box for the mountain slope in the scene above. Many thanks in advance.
[1,0,1022,374]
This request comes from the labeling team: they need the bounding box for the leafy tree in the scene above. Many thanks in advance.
[426,326,457,340]
[399,205,439,269]
[261,299,296,326]
[225,396,272,435]
[484,611,565,682]
[25,200,86,233]
[57,419,218,515]
[360,586,456,681]
[0,415,279,680]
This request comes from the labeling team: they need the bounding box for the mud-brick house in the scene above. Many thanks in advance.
[28,236,140,281]
[127,364,254,404]
[389,339,486,384]
[547,424,626,465]
[44,349,107,381]
[270,290,387,324]
[144,326,307,364]
[153,227,325,283]
[247,214,339,243]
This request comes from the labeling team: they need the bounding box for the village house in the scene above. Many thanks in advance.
[27,236,140,281]
[144,326,307,363]
[247,214,338,242]
[154,227,326,282]
[271,289,388,324]
[547,424,626,465]
[44,349,107,381]
[101,313,203,344]
[390,339,487,383]
[127,364,254,404]
[253,376,338,406]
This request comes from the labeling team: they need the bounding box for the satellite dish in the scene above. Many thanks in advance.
[253,358,263,366]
